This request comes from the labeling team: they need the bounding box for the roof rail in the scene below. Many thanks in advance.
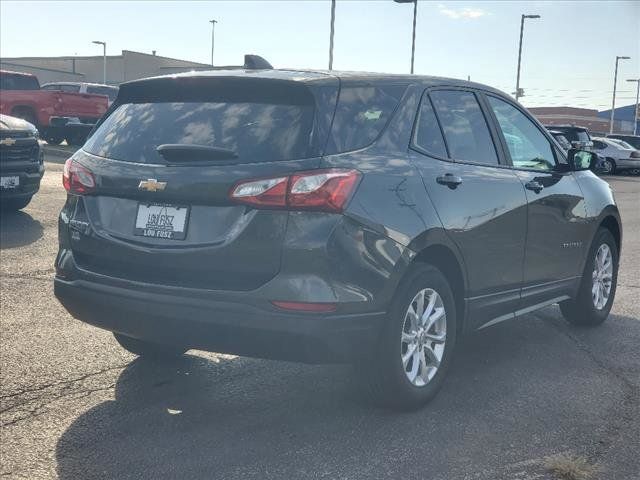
[243,55,273,70]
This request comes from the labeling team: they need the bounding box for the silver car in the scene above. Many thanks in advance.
[592,137,640,175]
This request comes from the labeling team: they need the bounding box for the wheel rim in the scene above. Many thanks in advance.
[603,160,613,173]
[400,288,446,387]
[592,244,613,310]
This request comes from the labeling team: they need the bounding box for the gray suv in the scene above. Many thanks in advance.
[54,69,621,409]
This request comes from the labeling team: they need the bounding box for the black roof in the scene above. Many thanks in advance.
[121,67,506,96]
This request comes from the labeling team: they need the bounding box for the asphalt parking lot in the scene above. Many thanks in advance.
[1,153,638,480]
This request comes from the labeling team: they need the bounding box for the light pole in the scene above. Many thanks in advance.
[328,0,336,70]
[610,56,631,134]
[627,78,640,136]
[209,19,217,66]
[514,14,540,102]
[394,0,418,74]
[92,40,106,84]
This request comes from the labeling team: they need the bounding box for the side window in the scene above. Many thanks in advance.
[60,84,80,93]
[430,90,499,165]
[487,96,556,171]
[325,84,406,154]
[413,95,447,158]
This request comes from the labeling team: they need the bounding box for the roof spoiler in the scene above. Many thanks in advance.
[243,54,273,70]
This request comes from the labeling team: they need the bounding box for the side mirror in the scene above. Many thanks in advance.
[568,148,600,172]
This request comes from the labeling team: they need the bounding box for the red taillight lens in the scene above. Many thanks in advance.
[230,169,360,213]
[63,158,96,194]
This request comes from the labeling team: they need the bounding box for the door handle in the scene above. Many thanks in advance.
[525,180,544,193]
[436,173,463,189]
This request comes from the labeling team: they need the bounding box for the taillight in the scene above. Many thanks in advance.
[63,158,96,194]
[230,169,360,213]
[631,151,640,159]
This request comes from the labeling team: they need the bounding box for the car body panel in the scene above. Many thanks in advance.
[54,69,622,363]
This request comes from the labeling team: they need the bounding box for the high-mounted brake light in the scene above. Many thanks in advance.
[63,158,96,194]
[230,169,360,213]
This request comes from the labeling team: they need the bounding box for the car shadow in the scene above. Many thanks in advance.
[0,209,44,248]
[55,311,639,480]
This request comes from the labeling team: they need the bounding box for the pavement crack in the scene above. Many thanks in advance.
[0,363,128,403]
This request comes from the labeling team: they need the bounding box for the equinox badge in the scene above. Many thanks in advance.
[138,179,167,192]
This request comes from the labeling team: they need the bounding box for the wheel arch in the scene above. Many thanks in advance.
[411,244,467,334]
[599,214,621,253]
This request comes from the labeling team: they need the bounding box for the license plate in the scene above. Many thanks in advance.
[0,176,19,189]
[134,203,189,240]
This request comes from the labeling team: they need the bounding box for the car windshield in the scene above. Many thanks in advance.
[609,138,634,149]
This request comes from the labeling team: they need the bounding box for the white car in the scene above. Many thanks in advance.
[41,82,118,105]
[592,137,640,175]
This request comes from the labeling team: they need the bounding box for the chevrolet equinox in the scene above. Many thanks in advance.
[54,68,621,409]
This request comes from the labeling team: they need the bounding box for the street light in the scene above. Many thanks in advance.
[328,0,336,70]
[209,19,217,66]
[92,40,106,84]
[514,14,540,102]
[626,78,640,135]
[394,0,418,74]
[610,56,631,134]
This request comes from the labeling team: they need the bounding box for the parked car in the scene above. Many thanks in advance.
[548,129,573,151]
[544,125,593,149]
[607,133,640,150]
[592,137,640,175]
[0,70,109,146]
[0,113,44,211]
[41,82,119,105]
[54,68,621,409]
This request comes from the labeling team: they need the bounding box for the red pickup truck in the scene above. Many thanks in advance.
[0,70,109,145]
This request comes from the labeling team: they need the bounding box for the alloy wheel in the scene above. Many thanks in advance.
[400,288,447,387]
[592,244,613,310]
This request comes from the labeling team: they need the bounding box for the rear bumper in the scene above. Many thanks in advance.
[615,158,640,169]
[54,274,386,364]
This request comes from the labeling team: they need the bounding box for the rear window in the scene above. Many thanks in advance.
[87,85,119,101]
[84,101,316,164]
[325,84,406,154]
[559,129,590,143]
[0,73,39,90]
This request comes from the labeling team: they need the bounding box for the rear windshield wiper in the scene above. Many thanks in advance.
[156,144,239,162]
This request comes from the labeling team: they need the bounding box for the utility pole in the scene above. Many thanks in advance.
[92,41,107,84]
[610,56,631,134]
[394,0,418,74]
[626,78,640,136]
[210,19,217,66]
[515,14,540,102]
[328,0,336,70]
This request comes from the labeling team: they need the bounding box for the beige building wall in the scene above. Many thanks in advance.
[1,50,210,85]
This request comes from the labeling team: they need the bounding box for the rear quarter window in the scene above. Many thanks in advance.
[325,84,406,154]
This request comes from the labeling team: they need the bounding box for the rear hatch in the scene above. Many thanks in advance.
[67,72,339,291]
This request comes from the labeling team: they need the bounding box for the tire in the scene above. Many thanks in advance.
[65,133,86,147]
[1,196,32,211]
[45,135,65,146]
[560,228,618,327]
[602,158,616,175]
[113,333,187,359]
[358,264,457,410]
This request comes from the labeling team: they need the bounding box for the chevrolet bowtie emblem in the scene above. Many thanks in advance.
[0,138,17,146]
[138,179,167,192]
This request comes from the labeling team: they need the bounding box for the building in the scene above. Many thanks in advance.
[0,50,212,85]
[529,104,638,136]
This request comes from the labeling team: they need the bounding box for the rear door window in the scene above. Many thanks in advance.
[430,90,499,165]
[84,101,316,164]
[413,94,448,158]
[325,84,406,154]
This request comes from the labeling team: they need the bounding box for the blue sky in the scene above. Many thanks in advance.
[1,1,638,110]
